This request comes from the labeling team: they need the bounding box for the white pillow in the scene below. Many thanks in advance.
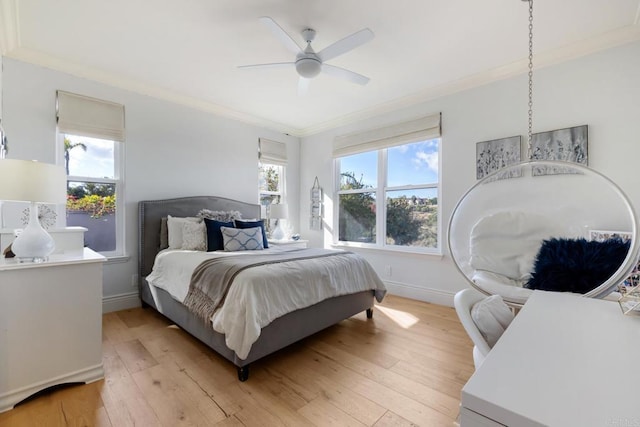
[220,226,264,251]
[471,295,514,348]
[167,215,200,249]
[182,220,206,251]
[469,211,558,281]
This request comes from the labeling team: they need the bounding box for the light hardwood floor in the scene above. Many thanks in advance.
[0,295,474,427]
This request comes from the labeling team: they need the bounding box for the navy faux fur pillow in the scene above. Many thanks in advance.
[525,237,630,293]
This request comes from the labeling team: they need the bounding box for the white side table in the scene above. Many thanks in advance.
[268,239,309,250]
[0,248,105,413]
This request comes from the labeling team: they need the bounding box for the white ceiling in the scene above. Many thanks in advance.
[1,0,639,136]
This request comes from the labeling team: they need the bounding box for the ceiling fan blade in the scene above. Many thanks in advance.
[259,16,302,55]
[238,62,295,70]
[318,28,374,62]
[322,64,370,86]
[298,77,311,96]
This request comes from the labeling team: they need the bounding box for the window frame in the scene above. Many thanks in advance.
[58,133,125,257]
[334,138,442,254]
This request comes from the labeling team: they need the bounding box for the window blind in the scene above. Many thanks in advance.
[258,138,287,166]
[56,91,125,142]
[333,113,441,158]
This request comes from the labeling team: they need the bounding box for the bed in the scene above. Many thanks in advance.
[138,196,386,381]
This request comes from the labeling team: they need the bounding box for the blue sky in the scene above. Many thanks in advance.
[340,139,439,189]
[66,135,114,179]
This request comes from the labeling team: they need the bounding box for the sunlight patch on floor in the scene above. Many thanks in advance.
[376,305,419,328]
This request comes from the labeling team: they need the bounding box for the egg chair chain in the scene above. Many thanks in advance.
[525,0,534,160]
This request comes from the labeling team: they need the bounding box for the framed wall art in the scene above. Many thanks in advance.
[476,135,522,180]
[530,124,588,176]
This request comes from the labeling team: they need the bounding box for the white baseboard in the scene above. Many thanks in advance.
[383,280,455,307]
[102,291,140,313]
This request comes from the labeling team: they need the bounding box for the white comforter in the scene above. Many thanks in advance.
[146,247,386,360]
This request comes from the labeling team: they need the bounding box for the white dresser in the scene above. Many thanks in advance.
[1,226,87,254]
[0,248,105,413]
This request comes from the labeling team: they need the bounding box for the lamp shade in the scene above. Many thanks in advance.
[0,159,66,203]
[269,204,288,219]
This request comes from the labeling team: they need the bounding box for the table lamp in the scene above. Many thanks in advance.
[0,159,66,262]
[269,203,288,241]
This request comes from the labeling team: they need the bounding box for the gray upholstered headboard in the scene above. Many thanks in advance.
[138,196,261,282]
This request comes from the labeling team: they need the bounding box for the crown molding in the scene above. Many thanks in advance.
[3,22,640,138]
[0,0,19,55]
[297,24,640,137]
[5,47,299,136]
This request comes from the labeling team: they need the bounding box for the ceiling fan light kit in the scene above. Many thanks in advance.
[239,16,374,92]
[295,57,321,78]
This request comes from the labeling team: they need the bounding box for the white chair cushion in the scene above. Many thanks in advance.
[470,211,558,281]
[471,270,533,306]
[471,295,514,348]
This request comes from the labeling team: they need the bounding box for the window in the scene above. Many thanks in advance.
[334,114,441,252]
[63,134,122,253]
[56,91,125,256]
[259,163,284,207]
[338,150,377,243]
[258,138,287,223]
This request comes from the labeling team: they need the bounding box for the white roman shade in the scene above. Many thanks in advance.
[56,91,125,142]
[333,113,441,158]
[259,138,287,166]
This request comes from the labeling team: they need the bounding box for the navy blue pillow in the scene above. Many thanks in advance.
[234,219,269,248]
[525,237,630,293]
[204,219,234,251]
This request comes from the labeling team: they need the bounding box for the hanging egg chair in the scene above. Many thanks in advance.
[448,160,640,306]
[448,0,640,307]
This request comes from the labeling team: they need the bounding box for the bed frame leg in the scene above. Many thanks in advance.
[366,308,373,319]
[237,366,250,382]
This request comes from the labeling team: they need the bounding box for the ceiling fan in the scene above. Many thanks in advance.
[239,16,374,94]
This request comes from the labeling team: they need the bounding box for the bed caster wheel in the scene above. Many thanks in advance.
[366,308,373,319]
[237,366,249,382]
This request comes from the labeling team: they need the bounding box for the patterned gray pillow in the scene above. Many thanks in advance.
[220,226,264,251]
[197,209,243,222]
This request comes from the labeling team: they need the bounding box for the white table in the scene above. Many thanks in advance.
[460,290,640,427]
[0,248,105,413]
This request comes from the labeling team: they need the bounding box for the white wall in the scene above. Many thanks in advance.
[3,40,638,310]
[299,40,640,306]
[1,57,300,310]
[0,54,3,120]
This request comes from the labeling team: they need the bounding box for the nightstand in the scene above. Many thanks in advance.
[268,239,309,249]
